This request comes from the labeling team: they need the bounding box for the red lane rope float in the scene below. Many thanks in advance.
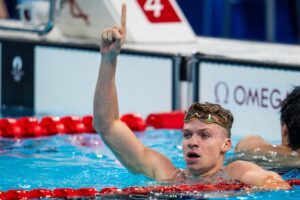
[39,117,67,135]
[0,118,24,138]
[121,113,147,131]
[27,189,53,198]
[146,111,185,129]
[1,180,300,200]
[0,191,5,200]
[82,115,96,133]
[59,116,88,134]
[17,117,47,137]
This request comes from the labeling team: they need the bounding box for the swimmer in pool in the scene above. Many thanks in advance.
[93,2,290,190]
[235,86,300,164]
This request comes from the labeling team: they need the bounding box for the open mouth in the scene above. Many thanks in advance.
[187,152,200,158]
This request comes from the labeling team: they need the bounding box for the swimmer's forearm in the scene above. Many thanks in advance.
[99,56,117,84]
[226,161,290,190]
[94,2,126,133]
[93,57,119,133]
[261,174,291,190]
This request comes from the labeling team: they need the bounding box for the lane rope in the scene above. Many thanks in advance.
[0,112,185,138]
[1,179,300,199]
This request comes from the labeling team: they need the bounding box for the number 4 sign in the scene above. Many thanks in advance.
[137,0,181,23]
[56,0,195,43]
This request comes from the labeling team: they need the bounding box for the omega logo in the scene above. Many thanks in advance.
[215,81,229,104]
[214,81,289,109]
[11,56,24,82]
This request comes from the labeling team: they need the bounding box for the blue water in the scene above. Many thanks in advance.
[0,130,300,199]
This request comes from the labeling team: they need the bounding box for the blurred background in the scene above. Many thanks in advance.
[1,0,299,44]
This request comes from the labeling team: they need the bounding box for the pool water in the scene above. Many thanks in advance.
[1,129,300,199]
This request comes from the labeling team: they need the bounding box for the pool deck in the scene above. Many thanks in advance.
[0,26,300,67]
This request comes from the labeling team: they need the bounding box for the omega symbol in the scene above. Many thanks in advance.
[215,81,229,104]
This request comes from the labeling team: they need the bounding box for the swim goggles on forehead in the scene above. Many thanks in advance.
[184,112,229,131]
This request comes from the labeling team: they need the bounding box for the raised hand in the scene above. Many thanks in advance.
[100,2,126,59]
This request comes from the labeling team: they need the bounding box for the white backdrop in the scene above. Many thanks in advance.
[198,62,300,141]
[35,46,173,117]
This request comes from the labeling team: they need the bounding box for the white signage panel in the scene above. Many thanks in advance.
[198,62,300,141]
[57,0,195,43]
[35,46,173,117]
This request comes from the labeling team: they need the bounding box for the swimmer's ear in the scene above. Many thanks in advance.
[281,123,289,146]
[222,139,232,153]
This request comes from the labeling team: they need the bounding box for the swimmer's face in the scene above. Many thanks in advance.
[182,119,231,176]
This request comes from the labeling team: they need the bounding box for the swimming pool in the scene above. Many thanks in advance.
[1,126,300,199]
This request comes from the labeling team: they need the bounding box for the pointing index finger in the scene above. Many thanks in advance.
[121,1,126,34]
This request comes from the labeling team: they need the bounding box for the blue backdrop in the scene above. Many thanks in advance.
[176,0,299,44]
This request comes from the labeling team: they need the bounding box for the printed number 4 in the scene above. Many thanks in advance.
[144,0,164,18]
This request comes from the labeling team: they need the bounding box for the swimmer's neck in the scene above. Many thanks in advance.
[185,165,224,178]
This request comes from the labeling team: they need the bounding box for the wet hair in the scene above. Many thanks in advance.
[280,86,300,150]
[184,102,234,138]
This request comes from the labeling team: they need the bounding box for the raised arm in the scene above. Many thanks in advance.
[225,160,290,190]
[93,2,176,180]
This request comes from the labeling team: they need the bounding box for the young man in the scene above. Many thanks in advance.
[93,3,290,190]
[235,86,300,157]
